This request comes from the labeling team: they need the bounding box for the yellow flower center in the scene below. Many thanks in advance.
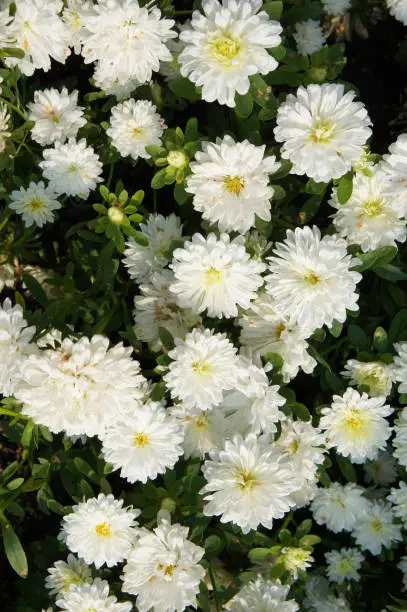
[237,469,259,491]
[371,519,383,532]
[340,407,369,439]
[363,199,384,216]
[304,272,320,285]
[287,439,300,455]
[211,34,240,61]
[310,118,335,143]
[224,175,245,196]
[195,415,208,429]
[275,322,286,339]
[205,266,223,285]
[29,198,44,210]
[191,360,213,375]
[339,557,354,573]
[95,522,111,537]
[134,432,149,447]
[132,126,143,136]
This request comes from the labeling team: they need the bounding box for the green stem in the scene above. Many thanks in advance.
[0,212,10,233]
[174,10,193,15]
[281,512,293,531]
[321,337,347,356]
[107,162,115,190]
[0,408,29,420]
[208,566,221,612]
[0,97,27,121]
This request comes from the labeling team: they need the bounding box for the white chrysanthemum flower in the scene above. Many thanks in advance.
[238,292,316,382]
[320,387,393,463]
[281,547,314,580]
[27,87,86,146]
[107,99,166,161]
[387,0,407,24]
[6,0,70,76]
[364,450,398,485]
[123,213,184,283]
[13,335,145,437]
[45,554,92,597]
[330,170,407,252]
[201,434,298,533]
[380,134,407,216]
[80,0,176,87]
[133,270,201,351]
[342,359,396,397]
[94,71,141,100]
[170,233,265,319]
[59,494,140,569]
[220,357,285,436]
[0,102,10,153]
[276,418,326,482]
[179,0,282,107]
[322,0,352,15]
[325,548,363,584]
[0,264,14,292]
[56,578,132,612]
[170,404,229,459]
[274,84,371,183]
[393,407,407,467]
[266,226,361,332]
[9,181,61,228]
[394,341,407,394]
[294,20,325,56]
[62,0,95,54]
[352,500,402,555]
[0,298,36,396]
[399,556,407,591]
[311,482,369,533]
[388,482,407,523]
[40,138,103,199]
[186,135,280,233]
[101,400,183,483]
[291,479,319,510]
[228,576,299,611]
[122,518,205,612]
[164,327,241,413]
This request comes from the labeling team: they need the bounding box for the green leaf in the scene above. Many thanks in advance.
[1,516,28,578]
[269,560,286,580]
[204,535,222,555]
[0,46,25,59]
[299,534,321,546]
[168,78,201,100]
[296,519,312,538]
[6,478,24,490]
[263,352,284,371]
[354,246,398,272]
[158,326,175,351]
[374,264,407,282]
[174,182,189,205]
[151,168,167,189]
[248,547,272,561]
[337,171,353,204]
[262,2,283,20]
[22,273,49,308]
[234,91,254,119]
[336,454,357,482]
[348,324,370,351]
[184,117,198,141]
[305,179,327,195]
[329,319,343,338]
[73,457,100,484]
[289,402,311,421]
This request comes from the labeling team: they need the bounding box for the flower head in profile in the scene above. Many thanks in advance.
[59,494,140,569]
[56,578,132,612]
[394,341,407,394]
[122,517,205,612]
[107,99,166,161]
[274,84,371,183]
[179,0,282,107]
[123,213,184,283]
[40,138,103,199]
[9,181,61,228]
[45,554,92,596]
[170,232,265,319]
[228,575,299,611]
[388,481,407,524]
[266,226,362,332]
[27,87,86,145]
[186,135,280,233]
[319,387,393,463]
[238,292,316,382]
[201,434,298,533]
[330,170,407,252]
[342,359,396,397]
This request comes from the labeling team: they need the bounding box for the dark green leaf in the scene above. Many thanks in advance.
[1,516,28,578]
[337,171,353,204]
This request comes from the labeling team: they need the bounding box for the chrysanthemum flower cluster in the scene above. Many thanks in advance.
[0,1,407,611]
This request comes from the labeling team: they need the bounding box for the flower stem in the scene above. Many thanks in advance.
[208,565,221,612]
[0,96,27,121]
